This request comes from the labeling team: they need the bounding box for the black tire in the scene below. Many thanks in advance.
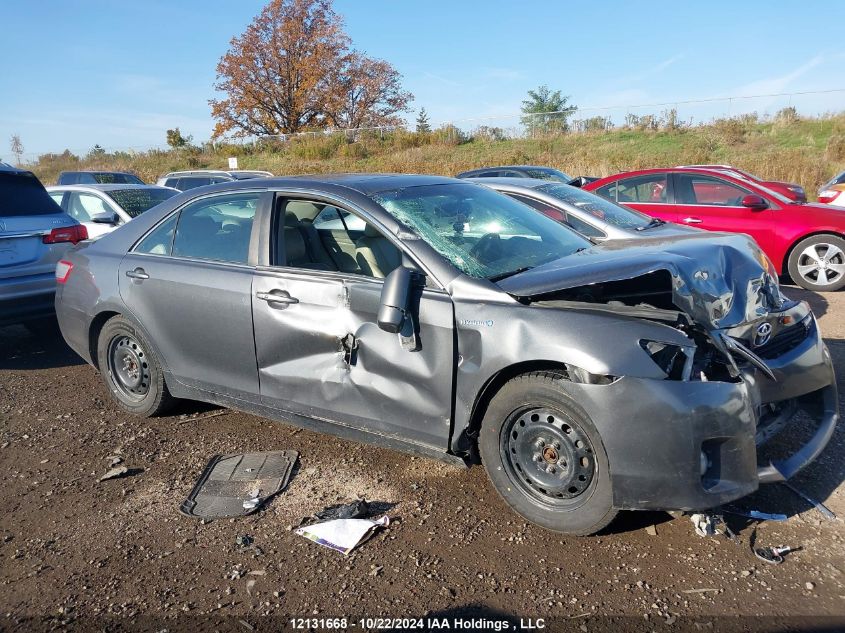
[96,315,175,417]
[479,371,617,535]
[787,234,845,291]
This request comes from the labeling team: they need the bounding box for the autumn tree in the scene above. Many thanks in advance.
[9,134,24,165]
[324,52,412,129]
[166,127,192,148]
[210,0,412,138]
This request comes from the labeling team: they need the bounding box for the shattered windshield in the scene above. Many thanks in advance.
[537,183,653,229]
[372,183,590,280]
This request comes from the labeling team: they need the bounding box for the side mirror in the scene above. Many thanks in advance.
[740,194,768,210]
[377,267,413,334]
[91,211,119,224]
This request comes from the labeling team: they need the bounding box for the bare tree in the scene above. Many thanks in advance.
[9,134,24,166]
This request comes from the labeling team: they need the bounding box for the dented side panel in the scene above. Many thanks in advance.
[253,268,455,449]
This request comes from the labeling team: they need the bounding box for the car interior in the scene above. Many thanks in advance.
[274,199,402,278]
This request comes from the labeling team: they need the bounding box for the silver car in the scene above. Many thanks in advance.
[474,177,699,242]
[55,174,837,535]
[47,184,179,239]
[156,169,273,191]
[0,164,87,327]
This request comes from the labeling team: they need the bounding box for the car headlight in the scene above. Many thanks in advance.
[640,340,692,380]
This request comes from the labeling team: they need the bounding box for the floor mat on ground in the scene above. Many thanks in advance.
[179,450,299,519]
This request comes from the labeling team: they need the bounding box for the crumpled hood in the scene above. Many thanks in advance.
[497,232,784,330]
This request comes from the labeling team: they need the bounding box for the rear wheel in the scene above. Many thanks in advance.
[479,371,617,535]
[787,234,845,291]
[96,315,175,417]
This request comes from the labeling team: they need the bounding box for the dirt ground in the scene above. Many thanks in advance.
[1,285,844,633]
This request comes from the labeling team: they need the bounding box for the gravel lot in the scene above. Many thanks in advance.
[1,285,844,632]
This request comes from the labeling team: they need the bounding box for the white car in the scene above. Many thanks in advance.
[47,184,180,238]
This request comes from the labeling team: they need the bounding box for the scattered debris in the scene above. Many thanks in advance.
[177,410,231,425]
[299,499,371,527]
[295,515,390,555]
[238,619,254,631]
[645,524,658,536]
[98,466,129,482]
[781,481,836,521]
[805,581,816,590]
[682,588,719,594]
[180,451,298,519]
[754,545,799,565]
[722,509,788,522]
[235,535,253,548]
[690,513,734,539]
[106,455,123,467]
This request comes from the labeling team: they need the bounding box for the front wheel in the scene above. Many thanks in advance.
[479,371,617,535]
[96,315,175,417]
[787,234,845,291]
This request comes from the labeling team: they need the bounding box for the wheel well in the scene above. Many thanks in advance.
[88,311,119,369]
[781,231,845,275]
[465,361,571,455]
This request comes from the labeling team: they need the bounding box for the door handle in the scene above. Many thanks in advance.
[682,217,703,224]
[125,268,149,280]
[256,290,299,304]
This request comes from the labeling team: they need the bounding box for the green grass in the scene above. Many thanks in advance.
[27,113,845,200]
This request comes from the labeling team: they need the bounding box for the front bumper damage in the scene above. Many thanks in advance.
[569,310,837,511]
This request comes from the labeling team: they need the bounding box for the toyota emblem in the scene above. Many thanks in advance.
[754,322,773,347]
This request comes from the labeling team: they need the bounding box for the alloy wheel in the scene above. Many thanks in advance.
[796,242,845,288]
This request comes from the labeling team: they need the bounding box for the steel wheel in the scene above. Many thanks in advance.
[795,242,845,288]
[107,334,151,401]
[500,407,596,507]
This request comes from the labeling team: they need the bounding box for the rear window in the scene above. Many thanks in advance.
[104,188,179,218]
[0,172,64,217]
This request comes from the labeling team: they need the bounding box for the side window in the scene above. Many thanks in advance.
[135,213,178,255]
[164,178,179,188]
[79,173,97,184]
[179,177,211,190]
[68,192,110,222]
[508,193,566,223]
[615,175,668,203]
[564,214,606,239]
[172,192,259,264]
[48,192,65,209]
[675,174,749,206]
[594,183,618,202]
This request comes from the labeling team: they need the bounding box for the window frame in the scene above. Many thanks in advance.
[611,173,672,205]
[130,189,270,269]
[257,190,446,291]
[671,172,757,207]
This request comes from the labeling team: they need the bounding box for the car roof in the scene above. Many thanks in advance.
[48,183,172,191]
[271,173,459,195]
[0,162,29,174]
[59,170,137,175]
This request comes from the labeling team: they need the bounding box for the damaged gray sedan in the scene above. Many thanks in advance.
[55,175,838,535]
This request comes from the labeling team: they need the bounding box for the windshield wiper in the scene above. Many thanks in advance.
[636,218,666,231]
[488,266,534,282]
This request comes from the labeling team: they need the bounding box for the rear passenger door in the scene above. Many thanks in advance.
[119,191,268,400]
[252,194,456,450]
[594,173,678,222]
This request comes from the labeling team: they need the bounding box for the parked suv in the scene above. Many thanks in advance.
[457,165,573,182]
[57,171,144,185]
[0,165,87,327]
[156,170,273,191]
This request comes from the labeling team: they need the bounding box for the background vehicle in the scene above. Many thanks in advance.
[156,169,273,191]
[55,174,836,535]
[818,183,845,207]
[57,171,144,185]
[585,167,845,291]
[457,165,573,183]
[678,164,807,202]
[475,177,700,241]
[0,164,87,327]
[47,184,179,238]
[819,170,845,199]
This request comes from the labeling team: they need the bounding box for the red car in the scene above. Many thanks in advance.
[677,164,807,202]
[585,167,845,291]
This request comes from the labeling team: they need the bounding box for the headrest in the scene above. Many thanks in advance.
[364,223,381,238]
[283,227,306,262]
[284,200,322,221]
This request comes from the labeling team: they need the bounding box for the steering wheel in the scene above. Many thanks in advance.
[470,232,502,259]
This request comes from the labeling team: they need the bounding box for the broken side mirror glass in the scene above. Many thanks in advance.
[377,266,413,334]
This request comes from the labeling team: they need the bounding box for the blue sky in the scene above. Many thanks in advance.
[2,0,844,159]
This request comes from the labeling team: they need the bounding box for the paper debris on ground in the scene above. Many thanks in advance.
[295,515,389,555]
